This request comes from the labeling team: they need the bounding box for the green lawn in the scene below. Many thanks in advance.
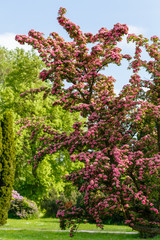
[0,230,143,240]
[0,218,133,231]
[0,218,160,240]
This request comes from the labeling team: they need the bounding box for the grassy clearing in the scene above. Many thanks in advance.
[1,230,160,240]
[0,218,160,239]
[0,218,133,232]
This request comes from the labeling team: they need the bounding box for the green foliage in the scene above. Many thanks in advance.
[0,118,2,160]
[0,47,14,86]
[0,47,52,202]
[40,186,81,218]
[0,111,15,225]
[0,47,45,115]
[40,188,59,218]
[14,112,83,203]
[0,46,84,204]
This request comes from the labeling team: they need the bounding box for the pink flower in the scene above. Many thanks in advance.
[90,180,94,185]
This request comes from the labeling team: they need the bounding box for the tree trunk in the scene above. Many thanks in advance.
[132,225,160,238]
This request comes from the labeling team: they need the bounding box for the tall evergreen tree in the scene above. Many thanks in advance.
[0,111,15,225]
[0,118,2,171]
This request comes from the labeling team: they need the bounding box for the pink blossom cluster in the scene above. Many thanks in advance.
[20,86,48,97]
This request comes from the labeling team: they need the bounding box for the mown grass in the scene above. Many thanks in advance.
[0,218,133,232]
[0,230,139,240]
[0,218,160,240]
[1,230,160,240]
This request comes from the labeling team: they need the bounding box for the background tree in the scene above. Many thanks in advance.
[0,47,82,203]
[0,111,15,225]
[0,47,14,86]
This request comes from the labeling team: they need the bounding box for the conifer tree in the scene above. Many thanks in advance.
[0,119,2,173]
[0,111,15,225]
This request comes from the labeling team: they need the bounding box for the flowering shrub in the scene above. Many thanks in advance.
[9,190,39,219]
[15,7,160,238]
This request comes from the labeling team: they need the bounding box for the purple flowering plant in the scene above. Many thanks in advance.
[9,190,39,219]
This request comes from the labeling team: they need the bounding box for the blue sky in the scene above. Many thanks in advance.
[0,0,160,93]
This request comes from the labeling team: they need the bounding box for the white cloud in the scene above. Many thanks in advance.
[118,25,147,51]
[0,32,32,51]
[128,25,146,35]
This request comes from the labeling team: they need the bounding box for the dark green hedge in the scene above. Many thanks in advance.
[0,118,2,166]
[0,111,15,225]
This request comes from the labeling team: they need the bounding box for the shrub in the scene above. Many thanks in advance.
[40,188,59,218]
[40,187,81,218]
[9,190,39,219]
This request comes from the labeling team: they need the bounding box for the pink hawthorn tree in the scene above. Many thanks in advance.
[16,7,160,238]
